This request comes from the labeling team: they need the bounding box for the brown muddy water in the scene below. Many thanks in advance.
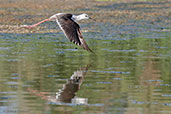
[0,0,171,114]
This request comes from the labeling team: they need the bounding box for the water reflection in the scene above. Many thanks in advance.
[28,65,89,105]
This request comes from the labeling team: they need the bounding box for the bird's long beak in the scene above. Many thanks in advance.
[89,17,96,21]
[22,18,50,29]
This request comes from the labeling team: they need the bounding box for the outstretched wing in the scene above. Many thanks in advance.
[57,14,93,52]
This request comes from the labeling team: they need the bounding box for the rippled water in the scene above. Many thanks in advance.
[0,1,171,114]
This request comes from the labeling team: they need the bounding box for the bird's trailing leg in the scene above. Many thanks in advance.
[22,18,50,29]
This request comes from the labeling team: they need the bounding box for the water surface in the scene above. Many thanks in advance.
[0,0,171,114]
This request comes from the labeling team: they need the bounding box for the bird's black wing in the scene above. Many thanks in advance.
[57,14,93,52]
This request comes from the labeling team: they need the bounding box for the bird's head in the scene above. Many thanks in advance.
[72,13,91,21]
[79,13,90,20]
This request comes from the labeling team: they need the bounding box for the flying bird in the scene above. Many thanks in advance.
[23,13,94,52]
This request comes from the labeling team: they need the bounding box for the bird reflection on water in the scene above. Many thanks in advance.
[27,65,89,105]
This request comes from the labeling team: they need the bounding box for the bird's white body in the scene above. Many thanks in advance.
[49,13,90,22]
